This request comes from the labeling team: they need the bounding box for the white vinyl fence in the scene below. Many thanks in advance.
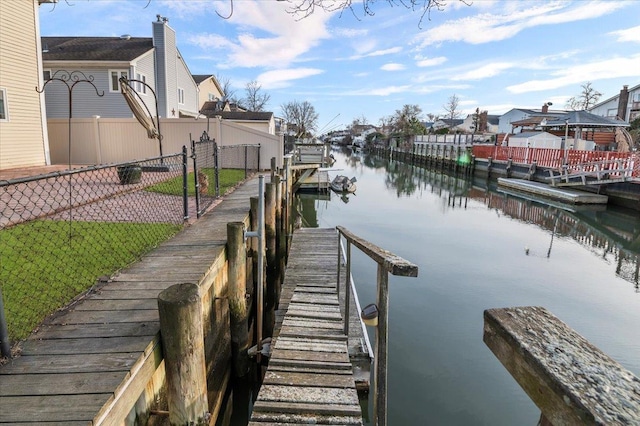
[48,116,283,169]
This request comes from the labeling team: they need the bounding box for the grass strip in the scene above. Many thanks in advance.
[0,220,181,341]
[147,168,246,196]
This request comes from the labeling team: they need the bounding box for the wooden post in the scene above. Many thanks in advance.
[373,263,389,426]
[227,222,249,377]
[264,182,277,338]
[250,196,259,347]
[270,157,276,182]
[157,283,209,425]
[484,306,640,425]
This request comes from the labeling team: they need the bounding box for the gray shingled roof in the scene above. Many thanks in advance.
[42,36,153,61]
[192,74,213,84]
[214,111,273,121]
[543,110,628,127]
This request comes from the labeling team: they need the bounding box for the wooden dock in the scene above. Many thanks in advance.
[497,178,608,204]
[249,228,366,425]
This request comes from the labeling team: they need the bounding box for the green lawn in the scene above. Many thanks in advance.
[148,168,247,196]
[0,220,181,342]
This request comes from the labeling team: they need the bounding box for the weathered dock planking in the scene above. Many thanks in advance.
[0,178,260,425]
[249,228,365,425]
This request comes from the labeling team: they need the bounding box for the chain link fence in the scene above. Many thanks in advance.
[0,138,261,354]
[191,131,260,217]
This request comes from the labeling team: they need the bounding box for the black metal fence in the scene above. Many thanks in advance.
[191,131,260,217]
[0,139,260,355]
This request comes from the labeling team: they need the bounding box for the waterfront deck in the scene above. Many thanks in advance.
[497,178,608,204]
[249,228,366,425]
[0,177,260,425]
[296,169,331,193]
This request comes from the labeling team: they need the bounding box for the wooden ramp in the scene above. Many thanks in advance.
[249,228,364,425]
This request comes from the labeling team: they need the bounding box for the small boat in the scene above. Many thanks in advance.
[330,175,357,193]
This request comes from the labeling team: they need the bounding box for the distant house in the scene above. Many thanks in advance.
[41,16,199,119]
[0,0,51,170]
[432,118,464,132]
[459,113,500,134]
[498,104,566,134]
[200,109,276,135]
[589,84,640,123]
[508,131,562,149]
[193,74,224,112]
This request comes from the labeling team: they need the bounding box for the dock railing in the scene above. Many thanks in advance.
[336,226,418,426]
[484,306,640,425]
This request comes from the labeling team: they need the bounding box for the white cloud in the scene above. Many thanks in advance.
[452,62,515,81]
[507,54,640,94]
[413,0,628,48]
[334,28,369,38]
[350,47,403,60]
[185,0,334,68]
[415,56,447,67]
[381,63,405,71]
[610,25,640,43]
[256,68,325,89]
[343,86,412,96]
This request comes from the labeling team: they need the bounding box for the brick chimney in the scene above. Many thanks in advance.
[542,102,552,114]
[617,85,629,121]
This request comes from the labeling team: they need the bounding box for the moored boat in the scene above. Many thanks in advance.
[330,175,357,193]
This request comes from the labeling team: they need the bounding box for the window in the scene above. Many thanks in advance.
[135,73,147,94]
[178,88,185,104]
[606,108,617,117]
[0,88,8,121]
[208,93,215,101]
[109,70,128,92]
[43,70,51,81]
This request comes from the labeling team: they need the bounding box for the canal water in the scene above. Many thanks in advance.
[295,148,640,425]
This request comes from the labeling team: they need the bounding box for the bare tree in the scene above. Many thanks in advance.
[243,80,271,112]
[281,100,319,139]
[211,0,468,27]
[279,0,467,27]
[425,113,439,122]
[215,74,244,106]
[566,82,602,110]
[443,94,461,123]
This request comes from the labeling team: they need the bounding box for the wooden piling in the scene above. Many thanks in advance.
[264,183,277,338]
[227,222,249,377]
[157,283,209,425]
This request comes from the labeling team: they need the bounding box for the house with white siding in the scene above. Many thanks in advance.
[0,0,51,170]
[589,84,640,123]
[41,15,199,120]
[497,103,566,134]
[193,74,225,112]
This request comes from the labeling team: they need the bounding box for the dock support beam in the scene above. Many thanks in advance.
[227,222,249,377]
[158,283,209,425]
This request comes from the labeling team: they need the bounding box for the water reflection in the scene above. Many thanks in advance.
[396,157,640,291]
[316,149,640,291]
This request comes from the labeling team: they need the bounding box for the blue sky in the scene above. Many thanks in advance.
[39,0,640,133]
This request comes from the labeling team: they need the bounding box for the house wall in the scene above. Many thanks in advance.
[133,50,158,118]
[176,53,198,116]
[590,85,640,122]
[44,67,135,118]
[0,0,49,170]
[498,109,530,134]
[228,118,275,135]
[153,19,179,118]
[197,77,224,110]
[47,117,282,169]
